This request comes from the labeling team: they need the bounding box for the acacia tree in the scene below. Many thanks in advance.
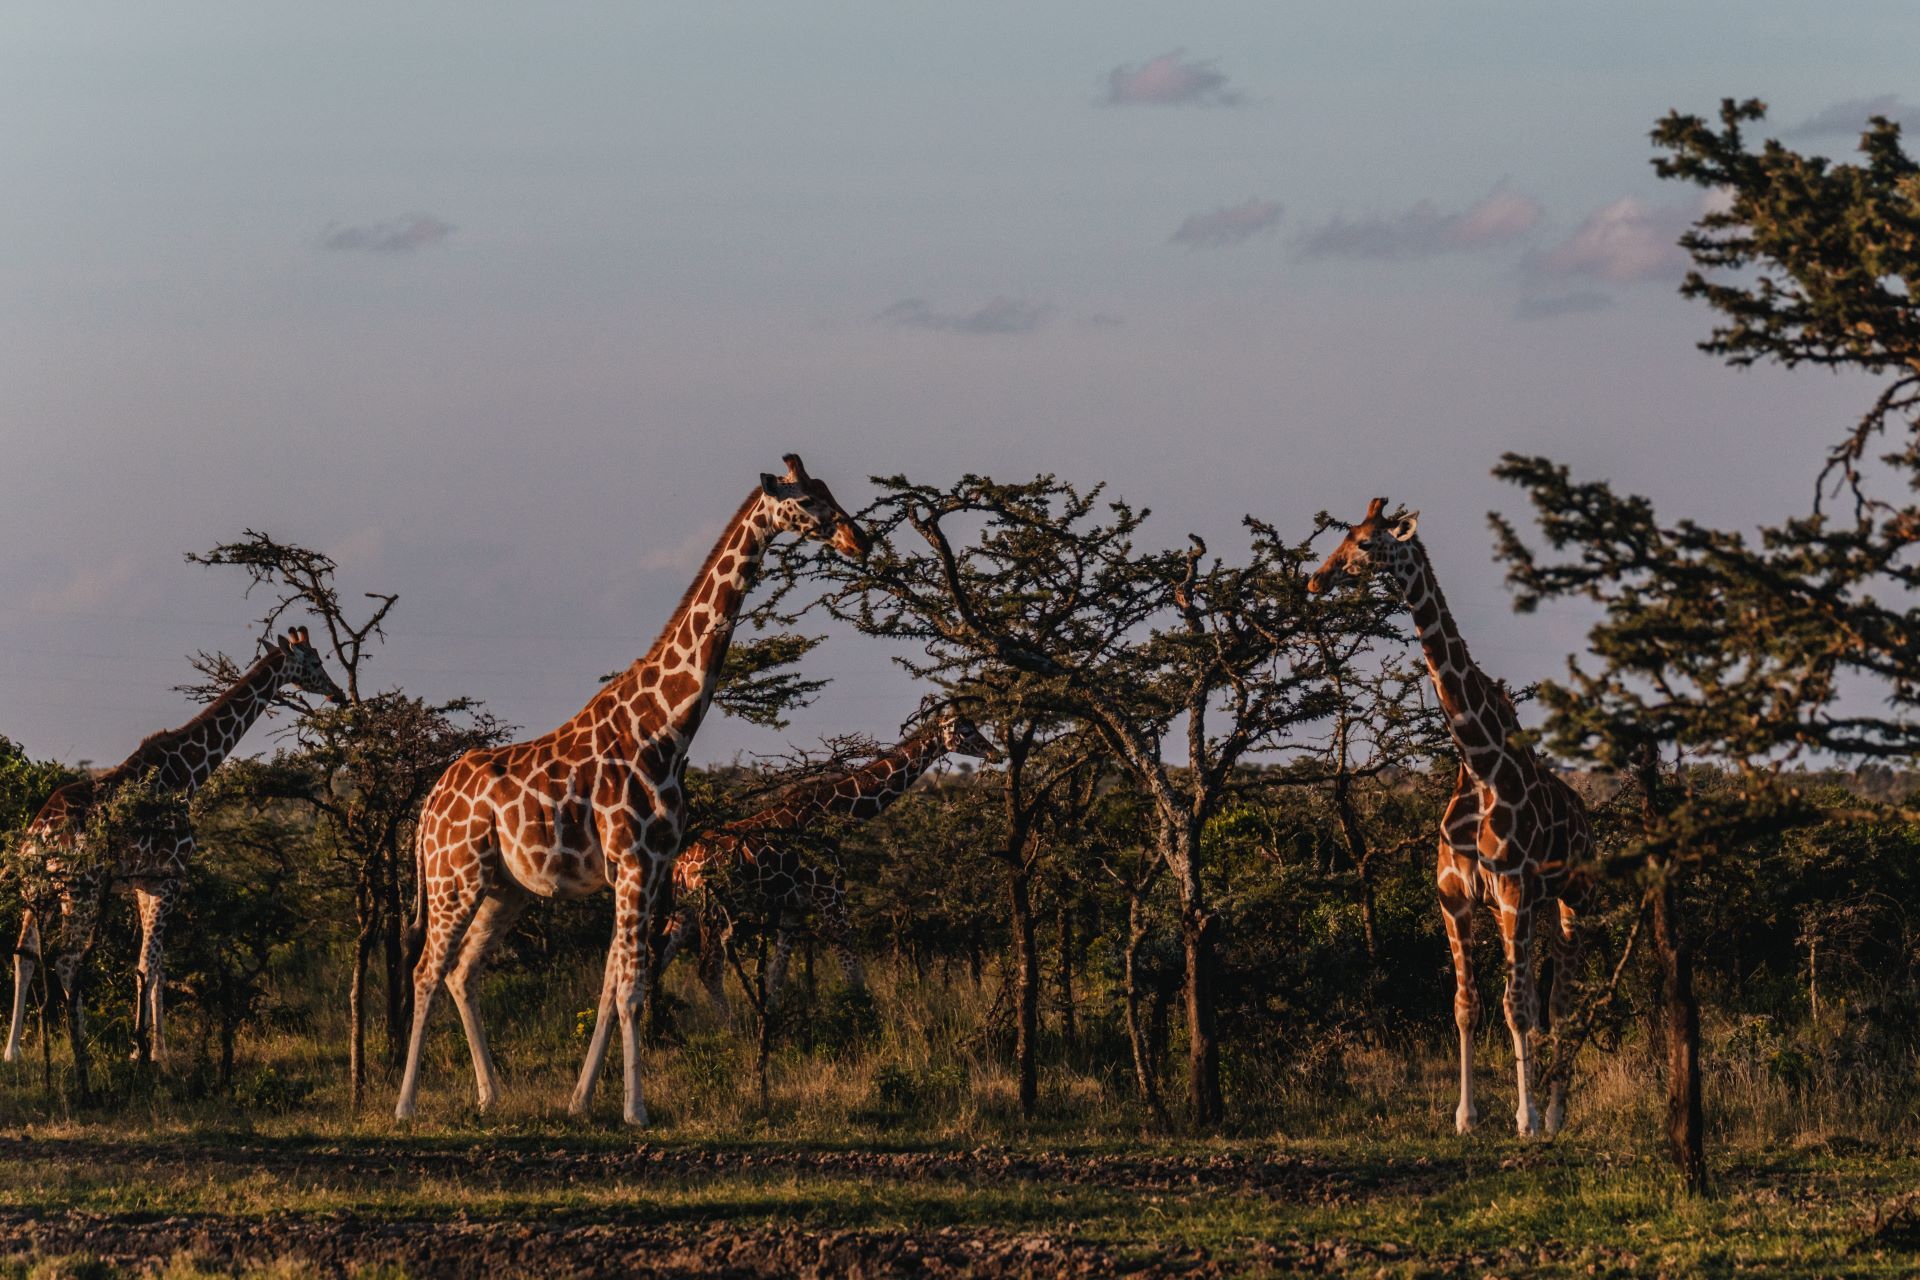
[765,474,1342,1126]
[186,532,509,1104]
[1491,100,1920,1191]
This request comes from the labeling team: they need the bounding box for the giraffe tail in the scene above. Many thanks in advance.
[402,830,427,980]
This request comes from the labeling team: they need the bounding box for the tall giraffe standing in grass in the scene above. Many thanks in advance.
[393,455,869,1126]
[660,705,999,1012]
[1309,498,1594,1136]
[4,629,345,1066]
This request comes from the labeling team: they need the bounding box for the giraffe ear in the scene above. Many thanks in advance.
[760,473,782,496]
[1390,511,1420,541]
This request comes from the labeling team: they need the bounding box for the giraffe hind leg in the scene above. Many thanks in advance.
[395,866,490,1122]
[5,912,41,1064]
[444,888,530,1113]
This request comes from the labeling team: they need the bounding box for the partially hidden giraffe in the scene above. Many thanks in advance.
[660,705,1000,1014]
[1308,498,1594,1136]
[393,454,870,1126]
[4,628,345,1066]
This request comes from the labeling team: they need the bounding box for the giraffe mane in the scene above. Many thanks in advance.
[608,491,763,692]
[106,649,280,779]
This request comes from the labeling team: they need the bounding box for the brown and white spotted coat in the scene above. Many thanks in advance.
[5,629,344,1065]
[661,708,999,1011]
[392,455,868,1126]
[1309,498,1594,1136]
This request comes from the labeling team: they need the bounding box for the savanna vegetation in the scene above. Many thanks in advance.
[2,101,1919,1278]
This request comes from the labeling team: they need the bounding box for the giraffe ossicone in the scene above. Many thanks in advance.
[5,628,345,1067]
[661,704,1000,1016]
[392,454,869,1127]
[1310,497,1595,1138]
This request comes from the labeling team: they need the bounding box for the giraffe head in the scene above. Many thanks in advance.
[937,707,1001,763]
[275,627,348,705]
[759,454,871,559]
[1306,497,1420,595]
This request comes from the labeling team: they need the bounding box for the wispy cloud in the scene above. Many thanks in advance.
[879,297,1055,335]
[1783,94,1915,140]
[1101,50,1245,107]
[1527,196,1694,283]
[1170,199,1282,249]
[321,214,455,254]
[1297,186,1542,260]
[27,555,140,615]
[1514,291,1614,321]
[640,521,725,572]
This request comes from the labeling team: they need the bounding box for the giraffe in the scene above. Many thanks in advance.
[4,628,345,1066]
[393,454,869,1126]
[1308,498,1594,1136]
[660,705,1000,1014]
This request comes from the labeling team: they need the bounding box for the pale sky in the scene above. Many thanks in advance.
[2,3,1913,766]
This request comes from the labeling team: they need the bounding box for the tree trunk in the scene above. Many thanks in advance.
[349,898,375,1110]
[1056,899,1077,1054]
[1169,823,1223,1128]
[220,1016,238,1088]
[1007,865,1038,1118]
[1653,872,1705,1193]
[1123,885,1169,1129]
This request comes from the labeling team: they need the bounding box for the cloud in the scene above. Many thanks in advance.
[1528,196,1695,283]
[1170,199,1282,249]
[1101,50,1245,107]
[1513,291,1614,320]
[321,214,455,253]
[1783,94,1915,140]
[639,521,726,572]
[1297,186,1542,260]
[879,297,1055,335]
[27,554,139,615]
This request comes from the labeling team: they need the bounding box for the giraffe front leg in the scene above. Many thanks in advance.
[610,863,655,1127]
[568,958,619,1116]
[1495,884,1542,1137]
[1543,896,1586,1136]
[1438,866,1479,1134]
[5,912,41,1064]
[818,888,867,994]
[765,913,801,1007]
[131,882,175,1066]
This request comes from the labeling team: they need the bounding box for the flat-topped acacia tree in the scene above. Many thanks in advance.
[1492,100,1920,1191]
[763,473,1393,1126]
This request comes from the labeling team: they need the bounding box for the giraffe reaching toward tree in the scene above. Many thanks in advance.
[661,704,1000,1014]
[393,454,869,1127]
[4,628,345,1067]
[1309,498,1594,1137]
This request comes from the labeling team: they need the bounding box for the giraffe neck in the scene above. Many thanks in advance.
[817,726,950,821]
[1387,539,1531,796]
[594,491,778,766]
[107,649,290,795]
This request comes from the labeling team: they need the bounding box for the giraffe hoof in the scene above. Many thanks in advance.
[1515,1108,1542,1137]
[1544,1104,1566,1135]
[1454,1107,1478,1135]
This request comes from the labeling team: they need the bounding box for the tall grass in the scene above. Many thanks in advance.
[3,949,1914,1161]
